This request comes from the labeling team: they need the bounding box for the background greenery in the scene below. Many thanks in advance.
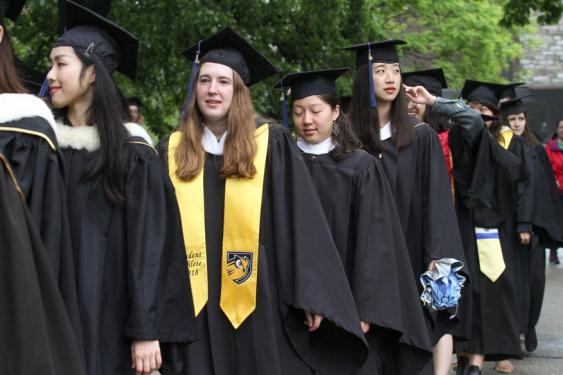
[7,0,562,136]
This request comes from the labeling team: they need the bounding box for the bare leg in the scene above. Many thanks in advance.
[468,353,484,369]
[433,334,453,375]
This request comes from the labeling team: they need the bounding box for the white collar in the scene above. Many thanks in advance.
[55,121,153,151]
[380,121,392,141]
[202,126,227,155]
[296,136,335,155]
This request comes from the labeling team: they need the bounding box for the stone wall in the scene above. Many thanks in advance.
[520,19,563,88]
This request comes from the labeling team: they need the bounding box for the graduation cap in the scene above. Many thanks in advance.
[500,95,533,117]
[402,68,448,97]
[54,0,139,80]
[342,40,406,108]
[0,0,25,21]
[181,27,278,118]
[500,82,525,102]
[274,68,349,128]
[460,80,505,109]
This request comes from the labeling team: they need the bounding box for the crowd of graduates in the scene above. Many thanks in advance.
[1,1,562,375]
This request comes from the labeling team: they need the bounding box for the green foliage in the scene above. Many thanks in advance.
[8,0,532,136]
[500,0,563,27]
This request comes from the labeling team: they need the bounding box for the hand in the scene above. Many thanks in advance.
[403,85,437,106]
[304,311,324,332]
[131,340,162,375]
[361,321,371,333]
[427,260,437,272]
[519,232,531,245]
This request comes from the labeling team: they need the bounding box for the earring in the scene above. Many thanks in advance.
[331,121,341,136]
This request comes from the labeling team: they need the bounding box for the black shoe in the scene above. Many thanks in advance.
[456,356,469,375]
[525,325,538,352]
[467,365,481,375]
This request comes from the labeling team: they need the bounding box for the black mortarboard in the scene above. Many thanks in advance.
[460,80,505,109]
[402,68,448,97]
[183,27,278,87]
[500,95,533,117]
[500,82,525,101]
[274,68,348,127]
[343,40,406,68]
[0,0,25,20]
[342,40,406,108]
[275,68,348,100]
[54,0,138,80]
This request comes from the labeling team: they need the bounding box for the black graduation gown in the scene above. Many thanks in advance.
[376,119,467,347]
[300,149,433,374]
[511,140,563,333]
[0,93,82,349]
[451,127,523,360]
[58,123,196,375]
[0,152,86,375]
[158,124,368,375]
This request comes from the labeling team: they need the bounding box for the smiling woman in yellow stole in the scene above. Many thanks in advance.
[157,28,367,375]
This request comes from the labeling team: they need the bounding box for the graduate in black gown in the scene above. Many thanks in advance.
[501,95,563,352]
[45,2,196,374]
[158,28,368,375]
[453,81,530,374]
[0,151,86,375]
[277,68,432,374]
[344,40,467,375]
[0,0,83,351]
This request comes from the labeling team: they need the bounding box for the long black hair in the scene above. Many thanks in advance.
[318,94,362,161]
[54,48,130,204]
[348,63,414,154]
[424,106,450,133]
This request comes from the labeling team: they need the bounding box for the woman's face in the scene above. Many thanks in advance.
[372,62,401,103]
[196,62,234,124]
[557,120,563,140]
[292,95,339,144]
[506,112,527,136]
[47,46,94,109]
[0,25,4,44]
[407,100,426,120]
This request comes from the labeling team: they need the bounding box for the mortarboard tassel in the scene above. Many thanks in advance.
[280,81,289,128]
[367,43,377,108]
[38,78,50,98]
[182,40,202,120]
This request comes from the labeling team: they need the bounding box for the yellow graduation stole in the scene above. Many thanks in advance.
[474,129,514,282]
[168,124,269,329]
[475,227,505,282]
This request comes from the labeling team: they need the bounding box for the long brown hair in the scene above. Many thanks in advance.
[348,63,414,154]
[504,112,541,147]
[0,20,26,94]
[174,68,258,181]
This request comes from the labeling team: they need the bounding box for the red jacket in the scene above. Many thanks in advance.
[545,139,563,194]
[438,131,453,179]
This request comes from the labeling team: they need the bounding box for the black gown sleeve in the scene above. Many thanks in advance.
[416,126,465,264]
[266,126,368,375]
[0,153,86,375]
[351,155,432,351]
[123,141,197,343]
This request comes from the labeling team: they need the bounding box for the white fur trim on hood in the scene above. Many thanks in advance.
[55,121,153,151]
[0,94,57,131]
